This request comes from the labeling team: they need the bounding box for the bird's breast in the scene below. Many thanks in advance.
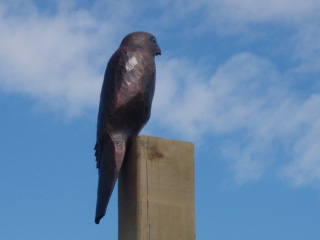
[125,56,138,71]
[115,52,154,109]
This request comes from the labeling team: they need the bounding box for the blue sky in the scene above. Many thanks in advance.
[1,0,320,239]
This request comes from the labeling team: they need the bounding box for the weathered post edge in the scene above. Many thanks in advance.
[119,135,196,240]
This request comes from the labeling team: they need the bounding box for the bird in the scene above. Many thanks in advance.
[94,32,161,224]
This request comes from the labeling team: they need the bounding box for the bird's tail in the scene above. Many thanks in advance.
[95,133,127,224]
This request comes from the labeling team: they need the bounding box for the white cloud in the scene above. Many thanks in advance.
[155,0,320,75]
[291,25,320,74]
[281,95,320,187]
[155,53,285,136]
[153,0,320,35]
[153,54,282,182]
[190,0,320,34]
[0,0,134,116]
[1,0,320,188]
[148,0,320,186]
[153,53,320,186]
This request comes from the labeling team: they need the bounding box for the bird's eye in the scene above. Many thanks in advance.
[151,37,156,43]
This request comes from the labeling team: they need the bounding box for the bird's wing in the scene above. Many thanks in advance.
[95,49,127,167]
[95,48,154,159]
[95,132,127,224]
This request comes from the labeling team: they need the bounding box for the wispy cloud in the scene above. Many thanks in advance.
[152,0,320,186]
[191,0,320,34]
[292,25,320,74]
[0,1,134,116]
[1,0,320,188]
[281,95,320,187]
[154,53,320,186]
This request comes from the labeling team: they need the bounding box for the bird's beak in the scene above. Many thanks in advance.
[156,45,161,56]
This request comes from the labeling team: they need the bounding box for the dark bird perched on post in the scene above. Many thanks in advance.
[94,32,161,224]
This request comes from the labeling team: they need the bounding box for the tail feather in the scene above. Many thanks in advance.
[95,133,127,224]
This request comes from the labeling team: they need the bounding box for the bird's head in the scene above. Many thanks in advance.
[120,32,161,57]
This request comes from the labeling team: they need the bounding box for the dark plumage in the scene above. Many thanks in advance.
[94,32,161,224]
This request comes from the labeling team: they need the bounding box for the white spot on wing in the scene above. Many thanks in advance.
[126,56,138,71]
